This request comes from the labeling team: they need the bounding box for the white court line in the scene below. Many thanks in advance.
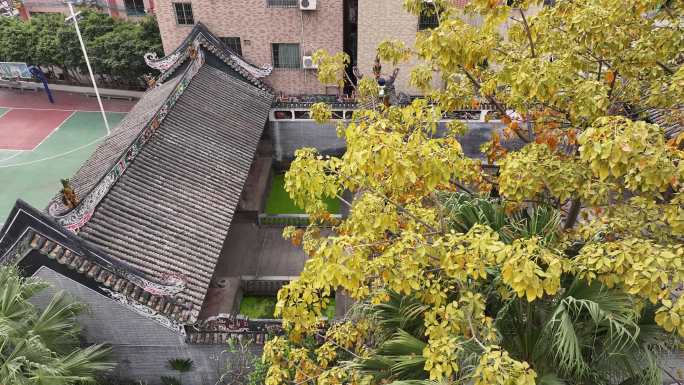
[0,110,115,168]
[0,150,26,163]
[0,136,106,168]
[0,108,25,162]
[29,111,77,151]
[0,106,125,113]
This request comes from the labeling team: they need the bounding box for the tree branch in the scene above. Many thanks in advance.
[459,66,530,143]
[335,171,440,233]
[518,9,536,58]
[657,60,675,75]
[607,69,618,100]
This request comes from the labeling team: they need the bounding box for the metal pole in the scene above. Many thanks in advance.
[66,1,110,134]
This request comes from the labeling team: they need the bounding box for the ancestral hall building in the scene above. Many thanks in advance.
[0,25,288,383]
[0,21,519,382]
[2,6,681,383]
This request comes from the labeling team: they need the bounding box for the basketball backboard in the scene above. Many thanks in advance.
[0,62,31,79]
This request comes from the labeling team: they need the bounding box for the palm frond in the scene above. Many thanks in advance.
[32,291,87,353]
[440,192,507,234]
[168,358,193,372]
[58,343,115,377]
[506,205,561,245]
[351,329,428,382]
[367,291,428,338]
[542,280,641,378]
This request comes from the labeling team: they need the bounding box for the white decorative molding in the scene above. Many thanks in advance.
[144,50,185,72]
[228,53,273,78]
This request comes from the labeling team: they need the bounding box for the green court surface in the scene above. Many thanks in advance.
[0,108,7,118]
[0,111,126,223]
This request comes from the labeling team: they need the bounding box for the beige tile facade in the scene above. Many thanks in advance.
[24,0,154,20]
[155,0,344,95]
[357,0,422,95]
[357,0,475,95]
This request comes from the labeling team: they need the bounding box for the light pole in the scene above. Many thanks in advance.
[65,1,110,134]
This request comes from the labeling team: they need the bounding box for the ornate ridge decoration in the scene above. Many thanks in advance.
[144,49,186,73]
[22,230,197,327]
[143,25,272,90]
[103,288,186,334]
[186,315,282,345]
[47,40,206,229]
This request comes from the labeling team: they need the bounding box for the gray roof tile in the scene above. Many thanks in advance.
[78,65,273,312]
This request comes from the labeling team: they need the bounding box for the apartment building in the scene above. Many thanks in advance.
[155,0,346,95]
[357,0,474,94]
[19,0,155,20]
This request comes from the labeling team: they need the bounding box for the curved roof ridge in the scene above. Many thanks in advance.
[47,41,209,231]
[144,23,273,91]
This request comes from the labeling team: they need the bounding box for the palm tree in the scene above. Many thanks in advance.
[0,265,114,384]
[346,193,674,385]
[350,284,671,385]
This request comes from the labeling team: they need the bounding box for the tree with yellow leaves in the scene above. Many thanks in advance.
[263,1,684,384]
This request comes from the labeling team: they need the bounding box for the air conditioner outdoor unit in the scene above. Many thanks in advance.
[302,56,318,69]
[299,0,316,11]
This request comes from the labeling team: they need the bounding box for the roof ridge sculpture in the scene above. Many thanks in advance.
[144,23,272,91]
[47,39,208,232]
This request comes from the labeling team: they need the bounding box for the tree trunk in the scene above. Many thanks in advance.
[564,198,581,230]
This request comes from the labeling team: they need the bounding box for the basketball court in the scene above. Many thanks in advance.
[0,87,136,223]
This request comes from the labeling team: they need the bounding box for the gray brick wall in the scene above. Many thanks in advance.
[31,267,257,385]
[269,119,510,163]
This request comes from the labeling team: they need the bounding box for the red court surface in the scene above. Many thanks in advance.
[0,109,73,150]
[0,88,136,112]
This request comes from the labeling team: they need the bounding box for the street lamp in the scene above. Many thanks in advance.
[64,0,110,134]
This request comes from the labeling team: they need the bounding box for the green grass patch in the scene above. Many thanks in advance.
[239,296,278,319]
[324,298,336,319]
[265,173,340,214]
[238,295,337,319]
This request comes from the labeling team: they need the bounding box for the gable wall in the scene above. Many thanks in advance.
[30,266,253,385]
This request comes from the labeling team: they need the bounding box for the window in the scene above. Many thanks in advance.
[219,37,242,56]
[267,0,298,7]
[418,7,440,30]
[272,43,301,69]
[125,0,145,15]
[173,3,194,25]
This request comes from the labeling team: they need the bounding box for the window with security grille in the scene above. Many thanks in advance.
[125,0,145,15]
[173,3,194,25]
[272,43,301,69]
[219,37,242,56]
[418,7,440,30]
[267,0,298,7]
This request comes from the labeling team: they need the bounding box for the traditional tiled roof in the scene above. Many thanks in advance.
[78,65,272,317]
[47,77,183,216]
[647,107,683,139]
[0,29,274,329]
[0,200,195,332]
